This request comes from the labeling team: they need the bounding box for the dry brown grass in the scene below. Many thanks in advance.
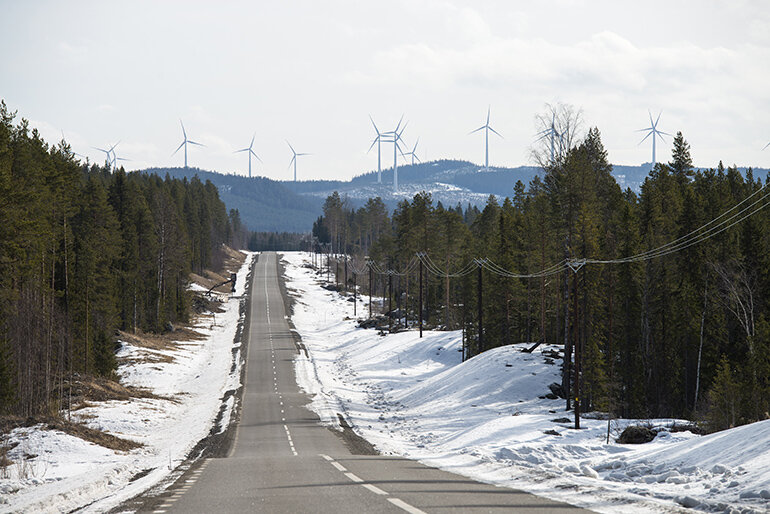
[0,415,142,452]
[189,247,247,294]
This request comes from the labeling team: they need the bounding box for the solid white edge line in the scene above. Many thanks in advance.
[388,497,427,514]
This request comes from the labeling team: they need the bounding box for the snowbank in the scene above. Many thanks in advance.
[0,252,254,513]
[284,251,770,514]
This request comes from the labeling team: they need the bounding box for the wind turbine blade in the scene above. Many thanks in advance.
[469,126,485,135]
[657,130,672,137]
[286,140,296,155]
[648,110,654,127]
[251,150,263,162]
[109,141,121,152]
[413,137,419,152]
[250,133,256,149]
[367,138,378,153]
[288,155,296,169]
[180,120,187,138]
[637,132,653,145]
[763,141,770,151]
[369,115,380,136]
[654,111,663,127]
[394,114,404,132]
[235,148,249,153]
[489,126,503,138]
[188,140,205,147]
[298,152,311,156]
[93,146,109,153]
[172,141,185,156]
[486,105,490,125]
[635,127,652,133]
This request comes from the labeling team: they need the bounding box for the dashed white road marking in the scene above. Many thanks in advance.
[388,497,427,514]
[319,454,425,513]
[344,472,363,483]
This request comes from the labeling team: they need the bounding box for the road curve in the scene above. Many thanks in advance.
[139,252,584,513]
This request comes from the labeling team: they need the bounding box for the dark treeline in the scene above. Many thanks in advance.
[0,101,245,416]
[247,231,310,251]
[314,128,770,430]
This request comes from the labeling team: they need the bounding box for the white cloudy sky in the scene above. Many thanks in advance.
[1,0,769,181]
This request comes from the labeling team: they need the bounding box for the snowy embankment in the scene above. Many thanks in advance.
[0,253,254,513]
[285,252,770,514]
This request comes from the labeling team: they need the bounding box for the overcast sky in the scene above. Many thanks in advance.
[2,0,769,181]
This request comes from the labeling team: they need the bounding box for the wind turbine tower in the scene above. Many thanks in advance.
[637,110,671,170]
[368,116,384,183]
[235,133,262,178]
[535,113,559,164]
[469,106,503,171]
[287,141,310,182]
[172,120,205,168]
[383,117,406,192]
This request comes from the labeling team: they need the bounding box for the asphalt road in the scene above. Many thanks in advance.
[140,252,584,513]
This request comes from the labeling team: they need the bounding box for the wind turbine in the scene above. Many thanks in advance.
[469,106,502,171]
[112,144,131,170]
[535,113,559,164]
[235,133,262,178]
[637,110,671,170]
[367,116,385,184]
[383,116,407,192]
[172,120,204,168]
[93,141,120,170]
[287,141,310,182]
[403,138,420,166]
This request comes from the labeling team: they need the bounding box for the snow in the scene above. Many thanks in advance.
[0,252,254,513]
[284,251,770,514]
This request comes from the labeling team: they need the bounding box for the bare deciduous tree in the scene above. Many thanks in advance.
[530,102,584,169]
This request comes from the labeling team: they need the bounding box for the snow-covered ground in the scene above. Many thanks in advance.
[0,253,254,514]
[285,252,770,514]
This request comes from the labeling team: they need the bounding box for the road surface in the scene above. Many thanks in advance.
[138,252,583,513]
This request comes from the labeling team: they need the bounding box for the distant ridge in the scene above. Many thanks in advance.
[141,162,770,233]
[142,167,323,233]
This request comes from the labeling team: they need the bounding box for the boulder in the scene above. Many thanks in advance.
[617,425,656,444]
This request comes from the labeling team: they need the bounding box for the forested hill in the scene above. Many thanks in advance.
[0,101,246,416]
[145,167,323,233]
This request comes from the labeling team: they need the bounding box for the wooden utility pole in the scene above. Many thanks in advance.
[353,272,357,316]
[573,268,580,429]
[388,273,393,332]
[369,265,373,319]
[419,258,424,338]
[567,259,585,430]
[477,260,483,354]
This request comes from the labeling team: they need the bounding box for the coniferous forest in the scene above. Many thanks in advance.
[314,127,770,431]
[0,102,245,416]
